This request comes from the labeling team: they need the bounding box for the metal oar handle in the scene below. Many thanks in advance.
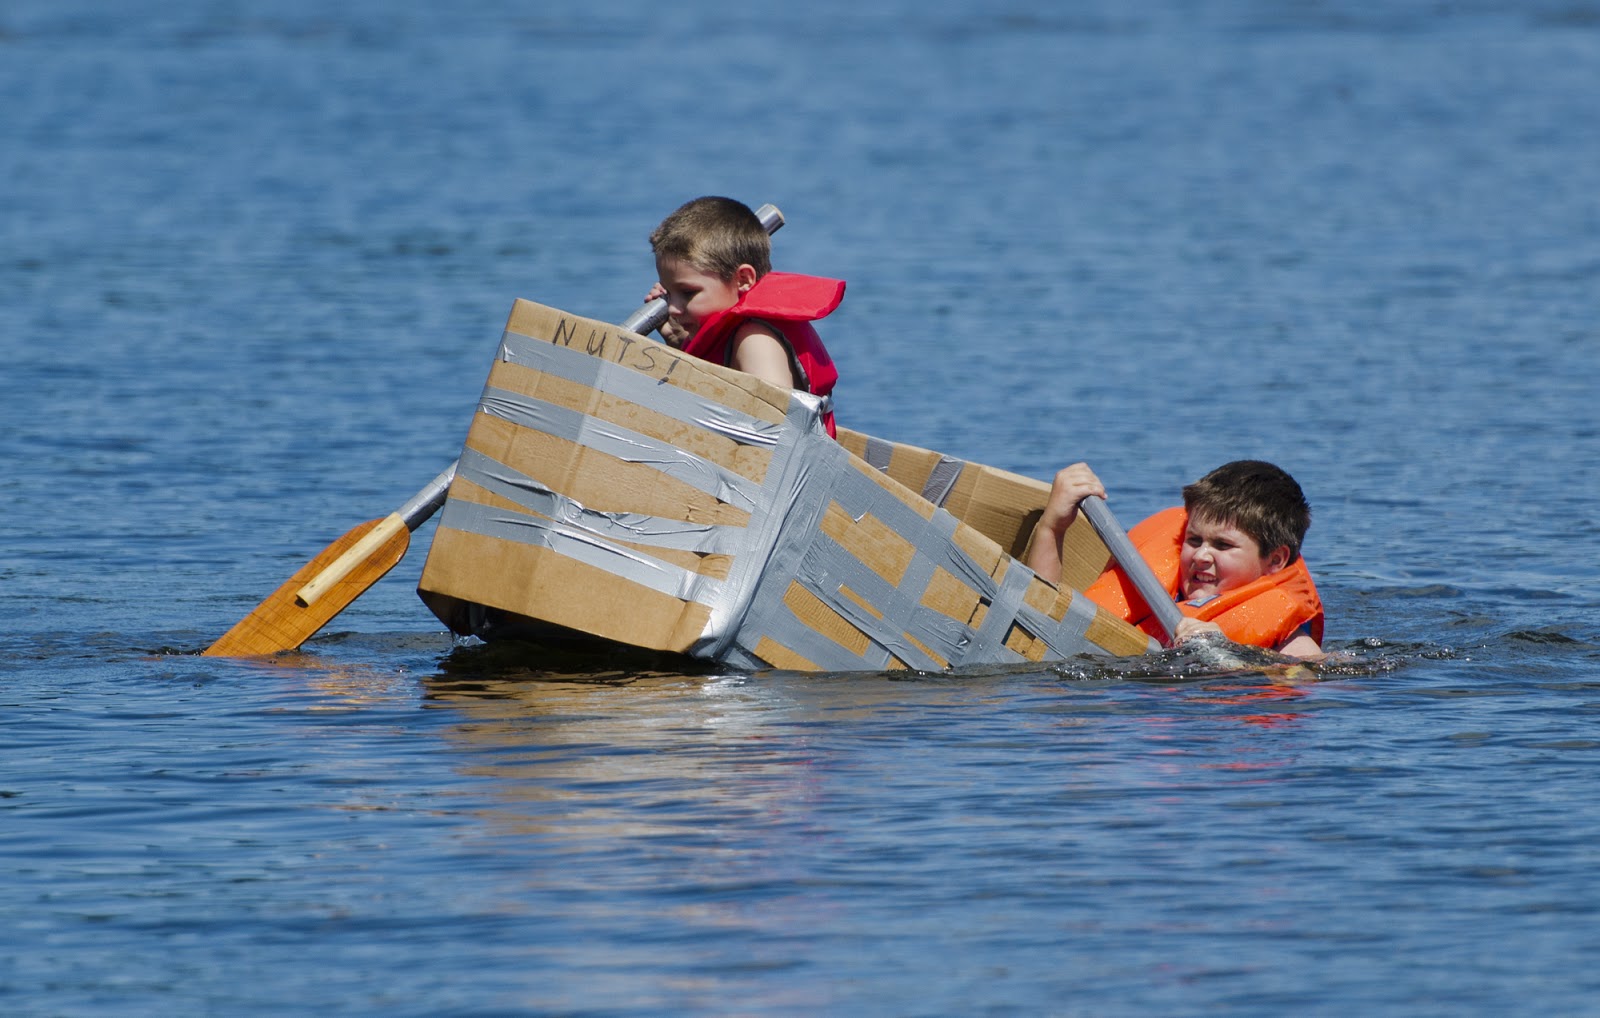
[618,203,786,337]
[398,462,457,529]
[1079,495,1184,644]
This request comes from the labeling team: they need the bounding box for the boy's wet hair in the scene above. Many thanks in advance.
[650,196,772,280]
[1182,460,1312,563]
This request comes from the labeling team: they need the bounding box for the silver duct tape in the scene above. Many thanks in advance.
[691,394,830,659]
[717,427,913,666]
[863,435,894,473]
[786,525,953,671]
[498,331,787,448]
[730,446,1032,670]
[438,497,724,606]
[963,553,1040,661]
[1020,582,1110,658]
[454,446,748,556]
[921,456,964,508]
[477,387,764,514]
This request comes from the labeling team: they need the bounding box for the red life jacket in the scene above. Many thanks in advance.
[1084,506,1325,650]
[682,272,843,438]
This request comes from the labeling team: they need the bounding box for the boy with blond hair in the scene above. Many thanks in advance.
[646,196,844,437]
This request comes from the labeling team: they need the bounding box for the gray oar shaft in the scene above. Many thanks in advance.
[1080,495,1184,643]
[398,463,458,530]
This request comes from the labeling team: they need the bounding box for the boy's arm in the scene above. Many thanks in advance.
[730,322,800,390]
[1025,463,1106,585]
[1276,631,1323,659]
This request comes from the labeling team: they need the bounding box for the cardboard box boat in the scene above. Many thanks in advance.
[416,299,1157,671]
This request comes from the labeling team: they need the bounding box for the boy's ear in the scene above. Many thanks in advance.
[1263,545,1291,575]
[733,264,759,292]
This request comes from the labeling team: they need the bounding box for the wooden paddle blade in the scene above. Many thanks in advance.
[203,518,411,657]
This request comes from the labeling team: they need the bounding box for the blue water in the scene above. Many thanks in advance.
[4,1,1600,1014]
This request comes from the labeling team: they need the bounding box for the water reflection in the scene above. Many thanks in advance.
[412,637,1390,835]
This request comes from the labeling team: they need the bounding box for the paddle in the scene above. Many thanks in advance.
[1078,494,1184,645]
[204,204,785,657]
[203,466,456,656]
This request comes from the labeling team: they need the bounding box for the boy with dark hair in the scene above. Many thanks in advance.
[1027,460,1324,658]
[646,196,844,437]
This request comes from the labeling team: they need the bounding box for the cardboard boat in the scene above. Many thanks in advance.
[416,299,1157,671]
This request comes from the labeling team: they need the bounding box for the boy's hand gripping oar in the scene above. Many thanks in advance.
[204,204,784,657]
[1077,495,1185,646]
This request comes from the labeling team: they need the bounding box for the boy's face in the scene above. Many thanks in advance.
[654,256,748,347]
[1178,515,1288,602]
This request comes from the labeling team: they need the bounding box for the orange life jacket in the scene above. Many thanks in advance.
[1084,506,1325,649]
[683,272,843,438]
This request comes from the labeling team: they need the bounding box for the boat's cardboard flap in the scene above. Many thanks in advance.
[835,427,1113,592]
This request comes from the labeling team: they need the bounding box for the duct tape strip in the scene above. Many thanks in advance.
[690,393,830,659]
[438,497,722,605]
[729,448,1039,671]
[454,446,747,556]
[722,428,943,669]
[802,544,969,670]
[477,386,764,514]
[862,435,894,474]
[920,456,965,508]
[1019,583,1105,658]
[498,331,787,448]
[791,525,953,671]
[964,555,1039,663]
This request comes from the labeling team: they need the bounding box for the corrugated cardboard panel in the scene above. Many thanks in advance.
[1004,621,1043,660]
[751,636,818,672]
[1082,597,1157,657]
[484,359,774,485]
[833,428,872,463]
[420,299,789,652]
[919,566,983,624]
[1059,523,1114,593]
[819,502,917,587]
[782,580,873,657]
[939,462,1045,559]
[464,416,751,527]
[891,445,946,490]
[449,475,733,580]
[1022,575,1061,619]
[505,299,790,427]
[837,425,1112,589]
[423,525,712,652]
[950,522,1005,580]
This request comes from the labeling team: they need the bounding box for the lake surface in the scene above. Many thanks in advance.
[4,1,1599,1014]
